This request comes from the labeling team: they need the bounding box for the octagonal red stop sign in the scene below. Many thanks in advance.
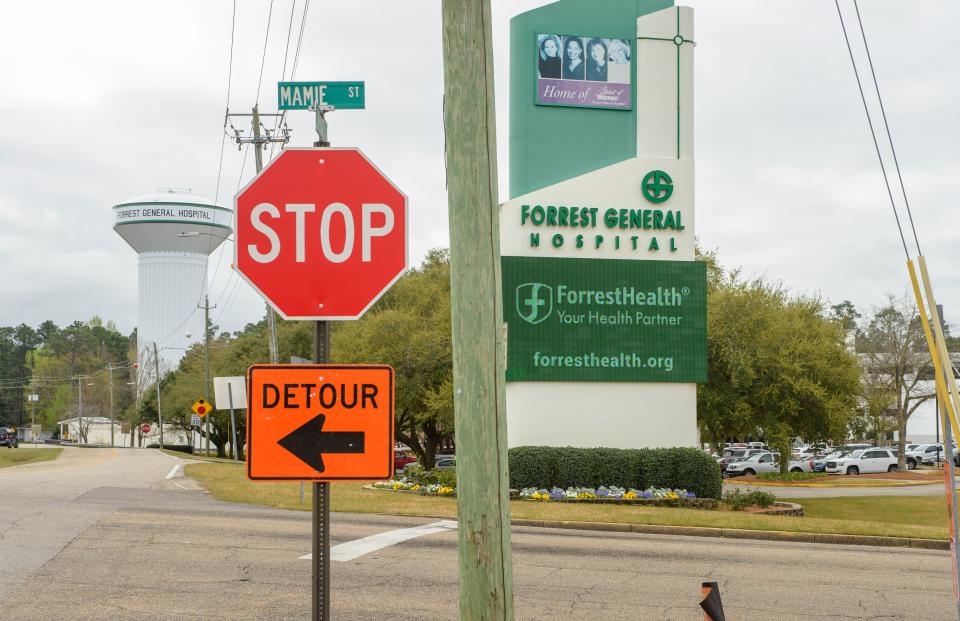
[235,148,407,319]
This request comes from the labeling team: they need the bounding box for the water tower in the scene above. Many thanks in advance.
[112,189,232,375]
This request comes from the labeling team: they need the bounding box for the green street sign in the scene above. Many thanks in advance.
[278,81,365,110]
[502,256,707,382]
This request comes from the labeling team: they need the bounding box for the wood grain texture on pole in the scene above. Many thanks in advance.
[441,1,514,619]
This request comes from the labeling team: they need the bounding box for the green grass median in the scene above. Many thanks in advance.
[0,447,62,469]
[185,462,952,540]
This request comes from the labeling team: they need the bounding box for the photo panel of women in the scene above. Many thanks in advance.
[535,34,631,110]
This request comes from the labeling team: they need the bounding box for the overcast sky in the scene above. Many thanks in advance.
[2,0,958,350]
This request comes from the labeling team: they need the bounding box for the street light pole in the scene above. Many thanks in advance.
[153,342,163,448]
[107,364,115,447]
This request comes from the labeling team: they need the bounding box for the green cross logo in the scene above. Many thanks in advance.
[516,283,553,324]
[641,170,673,204]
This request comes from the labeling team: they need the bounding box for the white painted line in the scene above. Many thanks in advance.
[299,520,458,561]
[155,449,181,462]
[172,480,190,490]
[165,464,182,479]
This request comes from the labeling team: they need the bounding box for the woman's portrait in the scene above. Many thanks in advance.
[561,36,585,80]
[607,39,631,84]
[586,38,608,82]
[537,34,561,79]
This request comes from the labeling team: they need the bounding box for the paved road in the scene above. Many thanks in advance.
[724,480,952,497]
[0,449,956,619]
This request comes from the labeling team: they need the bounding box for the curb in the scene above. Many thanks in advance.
[509,519,949,551]
[730,479,941,488]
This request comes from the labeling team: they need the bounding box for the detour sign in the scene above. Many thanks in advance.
[246,365,394,481]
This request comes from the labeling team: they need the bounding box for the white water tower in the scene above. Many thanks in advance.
[112,189,232,375]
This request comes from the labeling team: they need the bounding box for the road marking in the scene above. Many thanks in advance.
[165,464,181,479]
[299,520,458,561]
[155,449,181,462]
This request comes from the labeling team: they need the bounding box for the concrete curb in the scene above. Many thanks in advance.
[509,518,949,551]
[732,479,941,488]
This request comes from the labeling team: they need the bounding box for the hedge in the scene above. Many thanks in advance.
[508,446,723,500]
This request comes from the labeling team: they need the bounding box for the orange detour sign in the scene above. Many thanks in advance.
[246,364,394,481]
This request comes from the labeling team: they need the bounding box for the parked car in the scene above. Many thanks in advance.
[723,448,765,461]
[393,449,417,471]
[812,450,845,472]
[402,456,457,473]
[905,444,945,467]
[0,428,18,448]
[825,448,898,475]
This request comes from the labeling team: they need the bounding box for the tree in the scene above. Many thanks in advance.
[698,273,861,472]
[334,249,454,469]
[859,294,936,469]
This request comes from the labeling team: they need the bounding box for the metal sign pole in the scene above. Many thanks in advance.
[228,383,239,464]
[313,320,332,621]
[308,104,334,621]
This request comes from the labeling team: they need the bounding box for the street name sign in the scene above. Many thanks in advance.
[192,397,210,417]
[278,81,365,110]
[246,365,394,481]
[234,148,408,320]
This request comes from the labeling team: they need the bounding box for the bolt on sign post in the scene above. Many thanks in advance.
[442,0,514,619]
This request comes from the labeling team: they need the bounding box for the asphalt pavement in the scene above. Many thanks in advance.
[0,448,956,619]
[723,479,952,497]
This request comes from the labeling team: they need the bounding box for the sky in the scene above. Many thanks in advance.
[2,0,958,359]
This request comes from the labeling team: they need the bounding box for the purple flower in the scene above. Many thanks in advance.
[686,491,697,498]
[641,490,653,499]
[550,490,564,500]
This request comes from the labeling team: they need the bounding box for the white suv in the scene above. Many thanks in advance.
[825,448,898,475]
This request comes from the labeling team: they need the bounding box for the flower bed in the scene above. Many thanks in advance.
[370,480,455,496]
[519,486,718,509]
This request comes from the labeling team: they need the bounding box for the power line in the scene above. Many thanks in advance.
[851,0,922,256]
[833,0,909,259]
[254,0,276,105]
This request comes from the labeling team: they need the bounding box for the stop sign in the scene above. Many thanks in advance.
[235,148,408,319]
[141,423,151,434]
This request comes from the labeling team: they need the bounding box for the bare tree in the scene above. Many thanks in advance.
[859,295,936,469]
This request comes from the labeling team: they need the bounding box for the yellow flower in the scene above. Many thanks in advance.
[392,483,402,490]
[623,491,637,500]
[666,492,678,499]
[410,484,421,491]
[438,486,454,495]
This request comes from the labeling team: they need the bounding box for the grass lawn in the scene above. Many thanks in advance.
[185,462,953,540]
[0,447,63,469]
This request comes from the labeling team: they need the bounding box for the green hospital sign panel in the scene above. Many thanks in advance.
[502,256,707,382]
[277,81,365,110]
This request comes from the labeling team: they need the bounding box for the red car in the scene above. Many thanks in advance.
[394,450,417,471]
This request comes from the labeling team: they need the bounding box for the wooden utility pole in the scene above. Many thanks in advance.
[441,1,514,619]
[253,105,281,366]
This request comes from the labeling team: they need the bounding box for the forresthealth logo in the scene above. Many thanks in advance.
[516,283,553,324]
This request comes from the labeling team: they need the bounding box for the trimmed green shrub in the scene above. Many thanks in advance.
[508,446,723,499]
[723,489,777,510]
[403,464,457,488]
